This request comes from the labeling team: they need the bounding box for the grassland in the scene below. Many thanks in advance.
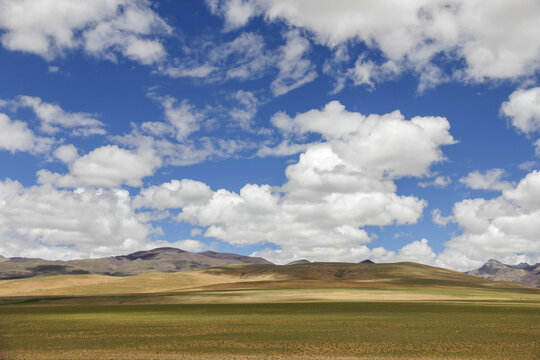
[1,302,539,359]
[0,262,539,359]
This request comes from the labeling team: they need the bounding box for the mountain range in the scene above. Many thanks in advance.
[0,247,271,280]
[1,248,540,289]
[466,259,540,287]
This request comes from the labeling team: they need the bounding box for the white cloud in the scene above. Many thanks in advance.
[459,168,512,191]
[419,175,451,188]
[163,32,274,82]
[163,29,316,96]
[111,91,258,167]
[229,90,259,130]
[255,140,310,158]
[38,145,161,188]
[209,0,540,88]
[519,160,538,171]
[1,95,105,136]
[501,87,540,134]
[114,126,253,167]
[253,238,436,265]
[0,179,155,259]
[162,64,218,79]
[168,103,456,263]
[206,0,262,30]
[53,144,78,164]
[164,239,209,253]
[501,87,540,155]
[190,228,203,237]
[335,56,401,91]
[158,96,203,141]
[432,208,452,226]
[177,156,425,253]
[436,170,540,270]
[134,179,213,210]
[0,178,213,259]
[0,113,53,154]
[273,101,455,178]
[271,30,317,96]
[0,0,171,65]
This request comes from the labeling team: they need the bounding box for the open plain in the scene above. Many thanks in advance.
[0,262,539,359]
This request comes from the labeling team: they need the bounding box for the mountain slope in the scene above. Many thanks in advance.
[1,262,538,303]
[0,248,272,280]
[467,259,540,287]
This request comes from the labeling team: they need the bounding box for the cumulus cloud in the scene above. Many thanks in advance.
[209,0,540,89]
[501,87,540,154]
[134,179,213,210]
[273,101,455,178]
[206,0,261,30]
[1,95,105,136]
[0,177,214,259]
[155,96,203,141]
[167,102,455,263]
[53,144,78,164]
[432,208,452,226]
[0,179,155,259]
[0,0,171,65]
[501,87,540,135]
[0,113,53,154]
[163,239,209,252]
[437,170,540,270]
[459,169,513,191]
[253,238,437,265]
[38,145,161,188]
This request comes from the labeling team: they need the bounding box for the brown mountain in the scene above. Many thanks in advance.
[466,259,540,287]
[286,259,311,265]
[0,247,272,280]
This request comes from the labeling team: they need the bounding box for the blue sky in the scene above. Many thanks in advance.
[0,0,539,270]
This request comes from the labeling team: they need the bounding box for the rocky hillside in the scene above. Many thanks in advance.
[0,247,272,280]
[467,259,540,287]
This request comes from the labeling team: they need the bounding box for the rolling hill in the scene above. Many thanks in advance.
[1,261,538,304]
[0,247,271,280]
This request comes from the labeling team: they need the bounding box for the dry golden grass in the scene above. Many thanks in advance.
[1,262,538,304]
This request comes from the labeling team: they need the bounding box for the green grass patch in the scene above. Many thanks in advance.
[1,301,539,359]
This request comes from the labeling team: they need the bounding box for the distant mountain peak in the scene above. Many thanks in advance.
[510,262,538,271]
[479,259,507,272]
[121,247,186,261]
[359,259,375,264]
[287,259,311,265]
[467,258,540,288]
[199,251,272,265]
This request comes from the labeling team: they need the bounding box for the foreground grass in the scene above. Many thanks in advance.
[1,301,539,359]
